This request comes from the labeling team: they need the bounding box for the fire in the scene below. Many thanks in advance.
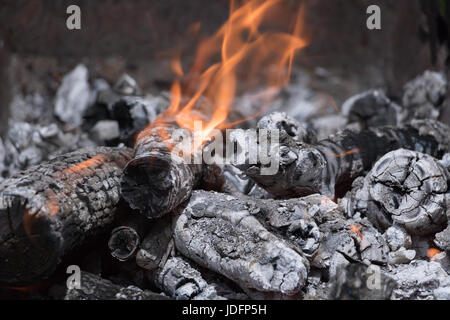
[138,0,309,152]
[349,225,363,240]
[427,248,441,260]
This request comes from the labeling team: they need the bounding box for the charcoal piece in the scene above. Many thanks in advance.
[388,248,416,265]
[65,271,167,300]
[135,216,173,271]
[400,71,447,123]
[113,74,143,96]
[257,112,316,144]
[151,256,246,300]
[330,263,396,300]
[341,90,401,129]
[122,125,224,219]
[361,149,448,235]
[384,226,412,252]
[237,119,450,198]
[172,190,309,296]
[435,225,450,252]
[54,64,91,126]
[0,146,132,285]
[110,96,167,143]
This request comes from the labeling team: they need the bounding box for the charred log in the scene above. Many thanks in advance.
[0,146,132,285]
[122,124,224,219]
[65,271,168,300]
[238,118,450,198]
[352,149,449,235]
[172,190,309,297]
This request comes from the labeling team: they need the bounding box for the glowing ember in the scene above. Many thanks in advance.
[60,154,107,175]
[349,225,363,240]
[427,248,441,260]
[138,0,309,152]
[334,148,361,158]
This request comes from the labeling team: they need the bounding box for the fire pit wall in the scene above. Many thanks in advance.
[1,0,450,300]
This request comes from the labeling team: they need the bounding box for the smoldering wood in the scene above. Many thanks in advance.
[0,146,132,285]
[65,271,168,300]
[435,225,450,252]
[108,213,151,262]
[173,190,310,296]
[122,124,224,219]
[237,119,450,198]
[356,149,449,235]
[341,90,401,129]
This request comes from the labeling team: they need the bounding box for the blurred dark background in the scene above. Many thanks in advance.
[0,0,445,137]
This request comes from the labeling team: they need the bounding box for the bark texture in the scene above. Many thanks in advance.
[0,146,132,285]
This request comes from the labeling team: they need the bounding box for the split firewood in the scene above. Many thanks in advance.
[64,271,168,300]
[352,149,449,235]
[237,118,450,198]
[341,90,401,129]
[0,146,132,285]
[121,124,224,219]
[172,190,309,296]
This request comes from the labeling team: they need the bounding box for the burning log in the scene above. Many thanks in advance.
[65,271,168,300]
[121,124,224,219]
[0,146,132,285]
[355,149,449,235]
[237,118,450,198]
[172,190,309,297]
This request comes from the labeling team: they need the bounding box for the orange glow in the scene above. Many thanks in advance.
[334,148,361,158]
[427,248,441,260]
[349,225,363,240]
[138,0,309,152]
[60,155,107,175]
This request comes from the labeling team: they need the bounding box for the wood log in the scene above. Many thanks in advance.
[121,124,224,219]
[352,149,449,235]
[172,190,309,296]
[65,271,168,300]
[237,119,450,198]
[0,146,132,285]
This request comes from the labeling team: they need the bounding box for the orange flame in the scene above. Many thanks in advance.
[139,0,309,152]
[427,248,441,260]
[349,225,364,240]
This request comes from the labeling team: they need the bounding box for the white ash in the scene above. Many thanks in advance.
[388,248,416,265]
[113,73,143,96]
[384,226,412,252]
[309,114,348,140]
[54,64,91,126]
[390,260,450,300]
[434,225,450,252]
